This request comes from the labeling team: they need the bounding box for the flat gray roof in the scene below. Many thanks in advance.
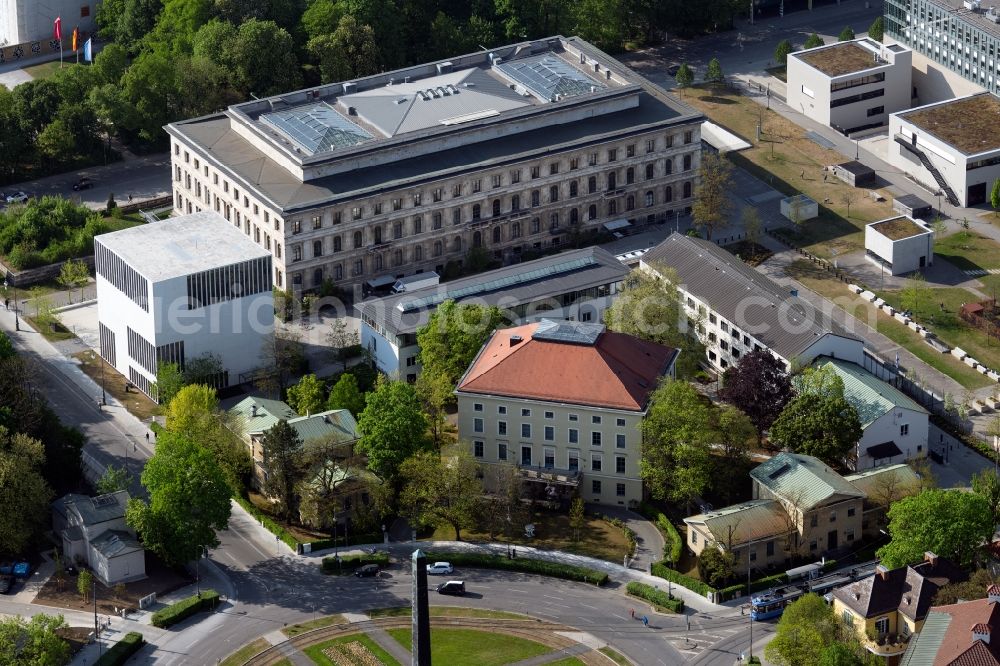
[919,0,1000,42]
[356,246,629,337]
[95,211,271,282]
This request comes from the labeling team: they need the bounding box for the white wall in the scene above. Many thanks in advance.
[0,0,97,47]
[360,323,405,379]
[855,407,929,470]
[93,549,146,586]
[865,224,934,275]
[894,38,987,106]
[802,334,865,367]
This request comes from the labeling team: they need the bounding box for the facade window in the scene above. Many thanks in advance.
[434,240,443,256]
[312,215,322,229]
[521,408,531,417]
[511,221,521,238]
[569,181,578,197]
[616,456,626,474]
[452,210,461,225]
[531,166,540,179]
[531,218,540,234]
[666,158,672,174]
[544,448,555,468]
[531,190,540,207]
[568,413,578,422]
[847,507,856,517]
[474,418,484,433]
[626,167,635,184]
[588,176,597,193]
[616,433,626,449]
[510,170,521,183]
[683,182,692,198]
[492,174,502,188]
[433,188,443,202]
[544,426,554,441]
[498,443,507,461]
[545,411,554,419]
[665,134,674,148]
[353,231,363,248]
[900,424,909,436]
[608,148,618,162]
[568,428,579,444]
[413,192,422,206]
[521,423,531,438]
[664,186,673,203]
[374,202,383,215]
[498,421,507,436]
[393,221,403,239]
[592,432,602,446]
[683,154,692,171]
[292,245,302,262]
[592,479,601,495]
[414,245,423,261]
[511,194,520,211]
[626,144,636,157]
[570,157,579,170]
[608,200,617,215]
[413,217,422,234]
[646,164,654,180]
[588,204,597,220]
[472,204,481,220]
[591,455,602,472]
[433,212,442,229]
[568,451,579,471]
[521,446,532,466]
[549,185,559,202]
[472,179,482,193]
[616,418,626,427]
[292,220,302,234]
[626,195,635,211]
[474,441,484,458]
[645,191,654,207]
[684,130,693,144]
[549,163,559,175]
[646,139,655,153]
[588,152,598,166]
[616,483,626,497]
[492,199,501,217]
[312,240,322,257]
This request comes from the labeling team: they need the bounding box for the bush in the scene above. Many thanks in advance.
[320,552,390,575]
[425,551,609,586]
[627,581,685,613]
[94,632,145,666]
[750,571,788,593]
[651,560,714,597]
[308,532,383,551]
[150,590,220,628]
[601,515,637,556]
[636,503,683,564]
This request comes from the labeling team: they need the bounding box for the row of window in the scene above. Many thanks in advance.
[472,419,628,447]
[473,405,625,425]
[184,257,273,310]
[472,440,629,474]
[95,241,150,312]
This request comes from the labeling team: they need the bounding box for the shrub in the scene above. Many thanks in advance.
[308,532,383,551]
[636,503,683,564]
[651,560,714,597]
[425,551,609,586]
[94,631,145,666]
[601,515,637,556]
[150,590,220,628]
[627,581,685,613]
[234,495,298,550]
[320,552,390,575]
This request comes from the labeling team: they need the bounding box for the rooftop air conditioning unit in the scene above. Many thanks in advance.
[436,61,453,74]
[342,82,356,94]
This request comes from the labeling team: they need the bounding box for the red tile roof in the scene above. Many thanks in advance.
[456,321,678,411]
[931,599,1000,665]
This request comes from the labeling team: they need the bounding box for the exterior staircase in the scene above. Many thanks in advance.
[894,134,960,206]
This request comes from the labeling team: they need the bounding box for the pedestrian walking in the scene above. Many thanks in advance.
[642,615,649,628]
[3,297,8,310]
[146,432,150,444]
[127,193,133,203]
[630,608,635,619]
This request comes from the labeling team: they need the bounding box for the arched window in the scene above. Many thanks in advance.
[434,241,443,256]
[492,199,501,217]
[492,226,501,243]
[645,164,654,180]
[511,194,520,211]
[393,249,402,266]
[608,200,618,215]
[473,231,482,248]
[569,181,578,197]
[626,167,635,184]
[570,208,579,224]
[511,221,521,238]
[645,191,654,207]
[664,186,673,203]
[588,204,597,220]
[353,231,362,248]
[374,254,383,270]
[472,204,481,220]
[374,226,382,244]
[665,158,672,174]
[333,236,342,252]
[334,264,343,280]
[683,182,692,198]
[588,176,597,194]
[313,240,323,257]
[313,268,323,286]
[531,218,540,233]
[626,195,635,211]
[608,172,617,190]
[531,190,540,206]
[549,185,559,202]
[414,245,423,261]
[683,154,692,171]
[453,235,463,252]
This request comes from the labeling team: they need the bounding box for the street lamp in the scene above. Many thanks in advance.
[92,351,107,406]
[4,273,18,332]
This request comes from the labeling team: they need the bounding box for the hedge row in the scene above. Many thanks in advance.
[308,532,383,551]
[234,495,299,550]
[636,504,684,565]
[320,552,390,575]
[650,560,714,597]
[150,590,220,629]
[94,632,145,666]
[425,551,609,586]
[626,581,685,613]
[601,515,637,556]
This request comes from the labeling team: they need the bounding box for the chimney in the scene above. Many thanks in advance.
[510,335,523,346]
[251,404,258,418]
[988,584,1000,604]
[973,623,992,644]
[924,551,939,566]
[876,564,890,581]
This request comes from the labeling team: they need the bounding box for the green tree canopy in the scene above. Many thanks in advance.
[0,429,53,557]
[675,63,694,89]
[416,300,509,387]
[0,613,70,666]
[818,642,864,666]
[307,14,382,84]
[399,450,482,540]
[356,377,431,486]
[704,57,724,83]
[692,152,733,241]
[769,367,862,466]
[720,349,794,442]
[868,16,885,42]
[765,593,838,666]
[126,430,232,567]
[261,420,305,521]
[877,489,995,568]
[96,0,164,53]
[804,33,825,49]
[838,26,855,41]
[326,372,366,416]
[286,373,326,415]
[774,39,794,65]
[96,465,133,494]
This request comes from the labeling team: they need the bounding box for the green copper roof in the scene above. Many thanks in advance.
[812,357,927,428]
[900,611,951,666]
[751,452,864,510]
[845,463,922,497]
[230,396,358,443]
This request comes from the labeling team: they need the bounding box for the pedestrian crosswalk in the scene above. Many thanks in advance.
[964,268,1000,276]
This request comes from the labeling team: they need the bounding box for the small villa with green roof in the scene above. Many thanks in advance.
[812,357,928,471]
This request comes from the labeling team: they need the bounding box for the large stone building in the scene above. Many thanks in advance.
[165,36,704,295]
[0,1,96,48]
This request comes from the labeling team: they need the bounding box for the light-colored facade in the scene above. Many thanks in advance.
[787,38,912,134]
[0,0,96,48]
[889,92,1000,207]
[95,212,273,399]
[356,247,629,381]
[641,233,864,374]
[165,37,704,295]
[52,491,146,586]
[455,320,677,507]
[865,215,935,276]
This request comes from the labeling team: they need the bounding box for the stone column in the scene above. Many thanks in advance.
[411,549,431,666]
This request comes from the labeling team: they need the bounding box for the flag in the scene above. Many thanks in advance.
[53,17,62,42]
[72,27,78,52]
[83,38,92,62]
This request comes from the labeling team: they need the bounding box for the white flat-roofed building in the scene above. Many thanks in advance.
[0,1,97,48]
[889,92,1000,206]
[865,215,935,275]
[787,38,912,134]
[166,36,704,295]
[95,212,274,399]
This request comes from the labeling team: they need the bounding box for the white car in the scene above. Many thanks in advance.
[5,191,28,204]
[426,562,453,575]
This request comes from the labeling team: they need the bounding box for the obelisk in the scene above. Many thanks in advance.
[411,549,431,665]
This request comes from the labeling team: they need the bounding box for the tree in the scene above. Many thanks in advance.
[258,328,306,397]
[877,489,994,569]
[991,178,1000,216]
[326,372,366,417]
[96,0,164,53]
[96,465,132,494]
[399,450,482,540]
[692,152,733,241]
[713,405,756,503]
[704,57,724,83]
[675,63,694,90]
[838,26,855,42]
[182,352,224,386]
[973,469,1000,530]
[804,33,825,49]
[56,259,89,303]
[155,362,186,405]
[840,190,857,219]
[900,272,929,318]
[868,16,885,42]
[416,300,508,387]
[194,18,302,97]
[603,264,706,378]
[356,377,431,491]
[0,613,71,666]
[765,594,838,666]
[415,366,453,448]
[326,319,359,372]
[77,569,93,603]
[818,642,864,666]
[569,496,585,542]
[698,547,735,587]
[286,374,325,416]
[37,119,75,165]
[720,349,794,443]
[126,431,232,567]
[261,420,305,522]
[165,384,219,434]
[769,391,861,466]
[296,435,363,530]
[774,39,793,65]
[933,568,996,605]
[0,429,53,557]
[307,15,382,84]
[640,379,715,507]
[741,206,763,253]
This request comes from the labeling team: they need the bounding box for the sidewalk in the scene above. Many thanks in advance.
[591,504,666,573]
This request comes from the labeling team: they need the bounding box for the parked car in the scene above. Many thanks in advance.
[12,562,29,579]
[355,564,380,578]
[0,575,12,594]
[426,562,453,575]
[64,565,78,576]
[436,580,466,596]
[666,63,681,76]
[72,177,93,191]
[5,191,28,204]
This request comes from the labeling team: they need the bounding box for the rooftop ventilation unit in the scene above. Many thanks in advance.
[989,6,1000,21]
[342,82,356,94]
[404,76,411,83]
[436,61,453,74]
[388,78,395,85]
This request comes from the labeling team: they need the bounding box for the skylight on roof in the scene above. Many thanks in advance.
[261,102,374,155]
[496,55,603,101]
[533,320,605,345]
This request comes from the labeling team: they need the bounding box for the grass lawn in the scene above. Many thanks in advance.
[681,85,895,258]
[282,614,347,637]
[220,638,270,666]
[428,508,632,562]
[23,314,75,342]
[303,634,400,666]
[784,260,992,389]
[22,60,64,80]
[73,350,161,420]
[368,607,527,620]
[935,230,1000,271]
[600,647,632,665]
[388,628,551,666]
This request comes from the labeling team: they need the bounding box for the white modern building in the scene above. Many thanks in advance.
[889,92,1000,206]
[95,212,274,399]
[640,233,864,374]
[0,0,97,48]
[787,38,912,134]
[356,246,629,381]
[52,491,146,586]
[813,357,929,470]
[455,319,677,507]
[865,215,935,275]
[165,36,704,296]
